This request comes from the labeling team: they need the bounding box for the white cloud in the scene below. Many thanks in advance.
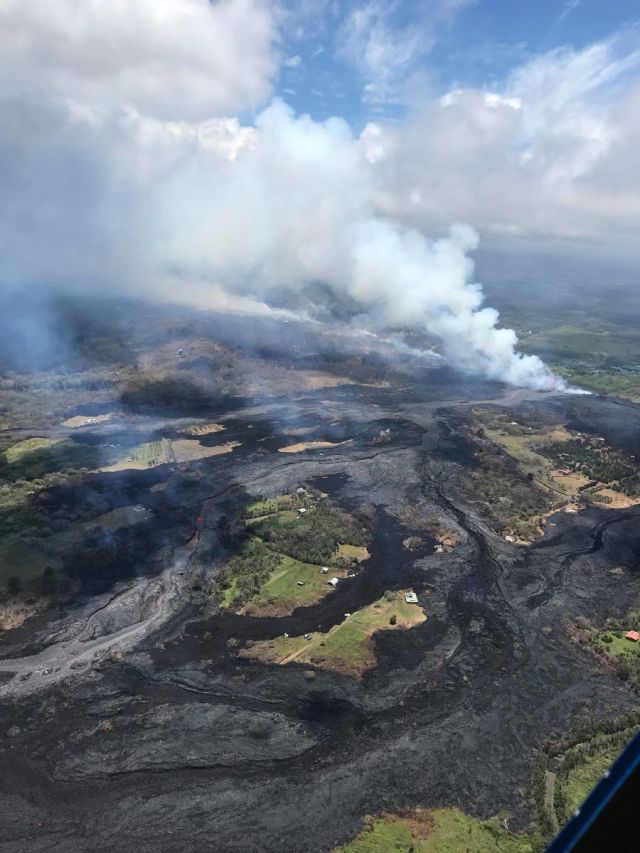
[364,32,640,254]
[338,0,425,104]
[338,0,474,104]
[0,0,279,120]
[556,0,580,28]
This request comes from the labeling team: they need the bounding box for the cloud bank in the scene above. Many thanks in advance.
[3,1,639,390]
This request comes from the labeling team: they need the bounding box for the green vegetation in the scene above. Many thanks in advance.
[469,412,553,540]
[119,372,213,412]
[558,368,640,402]
[563,748,618,816]
[483,280,640,404]
[247,554,341,615]
[2,437,100,480]
[241,493,303,519]
[336,808,532,852]
[472,409,640,540]
[250,502,368,566]
[0,539,59,588]
[0,436,104,541]
[590,609,640,690]
[210,492,370,615]
[537,438,635,485]
[531,707,640,846]
[209,537,281,610]
[240,590,425,679]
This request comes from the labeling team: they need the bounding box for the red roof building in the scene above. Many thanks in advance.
[625,630,639,642]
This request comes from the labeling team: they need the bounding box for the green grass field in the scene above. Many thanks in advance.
[244,554,342,615]
[594,630,640,660]
[241,591,426,678]
[336,808,533,852]
[100,440,166,471]
[213,494,370,616]
[5,437,61,463]
[563,749,619,815]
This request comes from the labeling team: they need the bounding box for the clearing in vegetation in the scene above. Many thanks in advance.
[334,543,370,562]
[62,413,112,428]
[181,422,225,436]
[210,491,370,615]
[574,608,640,692]
[473,410,640,541]
[335,807,532,852]
[100,438,239,471]
[239,590,425,679]
[279,440,351,453]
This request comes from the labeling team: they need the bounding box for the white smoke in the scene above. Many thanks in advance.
[0,2,570,391]
[143,100,564,390]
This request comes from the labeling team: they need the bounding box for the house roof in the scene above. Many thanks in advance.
[625,630,640,641]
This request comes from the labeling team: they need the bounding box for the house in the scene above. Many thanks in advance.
[559,468,572,475]
[504,535,515,543]
[328,577,339,587]
[404,591,418,604]
[298,507,307,515]
[625,630,640,642]
[321,567,329,573]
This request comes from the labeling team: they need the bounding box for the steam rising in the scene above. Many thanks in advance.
[151,101,565,390]
[0,1,570,390]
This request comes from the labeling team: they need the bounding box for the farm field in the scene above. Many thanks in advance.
[240,590,426,679]
[211,493,369,615]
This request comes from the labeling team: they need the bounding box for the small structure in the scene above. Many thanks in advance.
[175,348,184,357]
[328,577,339,587]
[304,633,312,641]
[296,487,305,494]
[504,535,515,543]
[625,630,640,642]
[559,468,572,476]
[321,566,329,574]
[296,581,305,586]
[298,507,307,515]
[404,591,418,604]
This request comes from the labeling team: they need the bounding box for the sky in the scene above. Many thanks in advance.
[0,1,639,386]
[277,0,640,126]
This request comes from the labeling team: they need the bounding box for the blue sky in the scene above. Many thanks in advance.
[276,0,640,124]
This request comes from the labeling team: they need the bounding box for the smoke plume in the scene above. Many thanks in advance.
[142,101,564,389]
[0,1,567,390]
